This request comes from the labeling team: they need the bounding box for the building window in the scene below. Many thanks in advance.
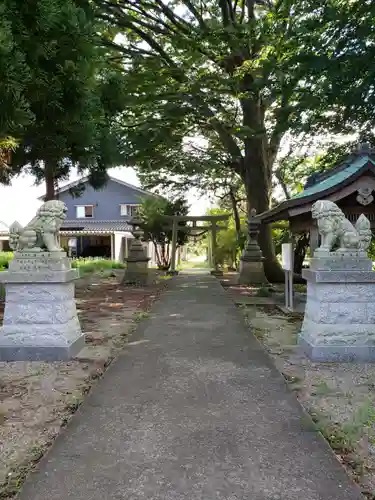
[76,205,94,218]
[120,204,139,217]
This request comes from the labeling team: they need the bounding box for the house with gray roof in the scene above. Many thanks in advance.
[39,176,160,262]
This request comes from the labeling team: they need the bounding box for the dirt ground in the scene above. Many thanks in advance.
[0,271,168,499]
[236,298,375,498]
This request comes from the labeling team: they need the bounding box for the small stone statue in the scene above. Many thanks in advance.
[9,200,67,253]
[312,199,372,253]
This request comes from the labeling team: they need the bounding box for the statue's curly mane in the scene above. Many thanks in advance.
[37,201,66,219]
[312,200,344,219]
[33,201,67,234]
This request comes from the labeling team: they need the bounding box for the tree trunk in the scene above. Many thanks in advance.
[44,161,56,201]
[229,188,241,238]
[242,146,285,283]
[293,233,309,275]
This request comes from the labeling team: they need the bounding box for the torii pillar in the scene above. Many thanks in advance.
[210,221,223,276]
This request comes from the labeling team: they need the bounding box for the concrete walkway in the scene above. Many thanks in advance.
[19,275,363,500]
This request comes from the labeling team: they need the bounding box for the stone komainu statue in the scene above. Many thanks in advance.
[312,200,372,252]
[9,200,67,253]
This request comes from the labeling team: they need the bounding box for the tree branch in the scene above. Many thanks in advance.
[182,0,208,30]
[219,0,231,26]
[152,0,192,34]
[274,168,291,200]
[98,0,243,168]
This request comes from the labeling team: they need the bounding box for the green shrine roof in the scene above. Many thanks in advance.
[292,154,375,200]
[257,144,375,223]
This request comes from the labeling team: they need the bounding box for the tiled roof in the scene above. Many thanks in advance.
[38,175,163,200]
[0,220,133,236]
[255,146,375,224]
[292,154,375,200]
[60,220,133,233]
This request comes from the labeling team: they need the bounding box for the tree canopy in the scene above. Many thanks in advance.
[2,0,127,199]
[94,0,375,279]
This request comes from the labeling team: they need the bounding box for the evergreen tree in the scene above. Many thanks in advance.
[4,0,126,198]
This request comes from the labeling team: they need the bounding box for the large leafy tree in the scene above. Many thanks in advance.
[95,0,349,280]
[286,1,375,142]
[3,0,127,199]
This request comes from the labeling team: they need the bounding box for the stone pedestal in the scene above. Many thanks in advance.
[122,218,150,286]
[0,252,84,361]
[299,252,375,362]
[238,259,267,284]
[123,256,150,285]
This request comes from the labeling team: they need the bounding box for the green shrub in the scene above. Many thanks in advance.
[0,267,5,300]
[71,258,125,274]
[0,252,13,269]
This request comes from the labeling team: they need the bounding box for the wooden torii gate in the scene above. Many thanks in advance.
[162,214,230,274]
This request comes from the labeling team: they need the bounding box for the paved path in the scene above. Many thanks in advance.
[19,275,363,500]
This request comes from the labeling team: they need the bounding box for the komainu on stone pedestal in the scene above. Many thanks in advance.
[312,199,372,254]
[9,200,67,253]
[299,200,375,362]
[0,201,85,361]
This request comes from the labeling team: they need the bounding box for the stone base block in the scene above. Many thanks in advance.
[210,269,223,277]
[122,270,150,286]
[0,333,85,362]
[299,336,375,363]
[309,255,372,271]
[0,278,84,361]
[238,260,267,285]
[300,267,375,363]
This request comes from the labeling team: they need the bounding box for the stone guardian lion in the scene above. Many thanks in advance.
[9,200,67,253]
[312,200,372,253]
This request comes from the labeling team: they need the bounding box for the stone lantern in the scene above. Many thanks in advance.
[122,215,150,286]
[238,209,268,284]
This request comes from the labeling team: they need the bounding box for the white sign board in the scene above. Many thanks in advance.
[281,243,293,271]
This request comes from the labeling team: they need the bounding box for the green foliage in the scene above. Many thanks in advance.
[139,197,189,270]
[368,240,375,262]
[71,258,125,274]
[0,252,13,269]
[272,222,290,257]
[200,208,246,270]
[0,1,32,138]
[310,399,375,456]
[0,253,12,300]
[3,0,127,195]
[281,1,375,142]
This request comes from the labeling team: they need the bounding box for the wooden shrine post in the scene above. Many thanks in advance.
[169,217,179,275]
